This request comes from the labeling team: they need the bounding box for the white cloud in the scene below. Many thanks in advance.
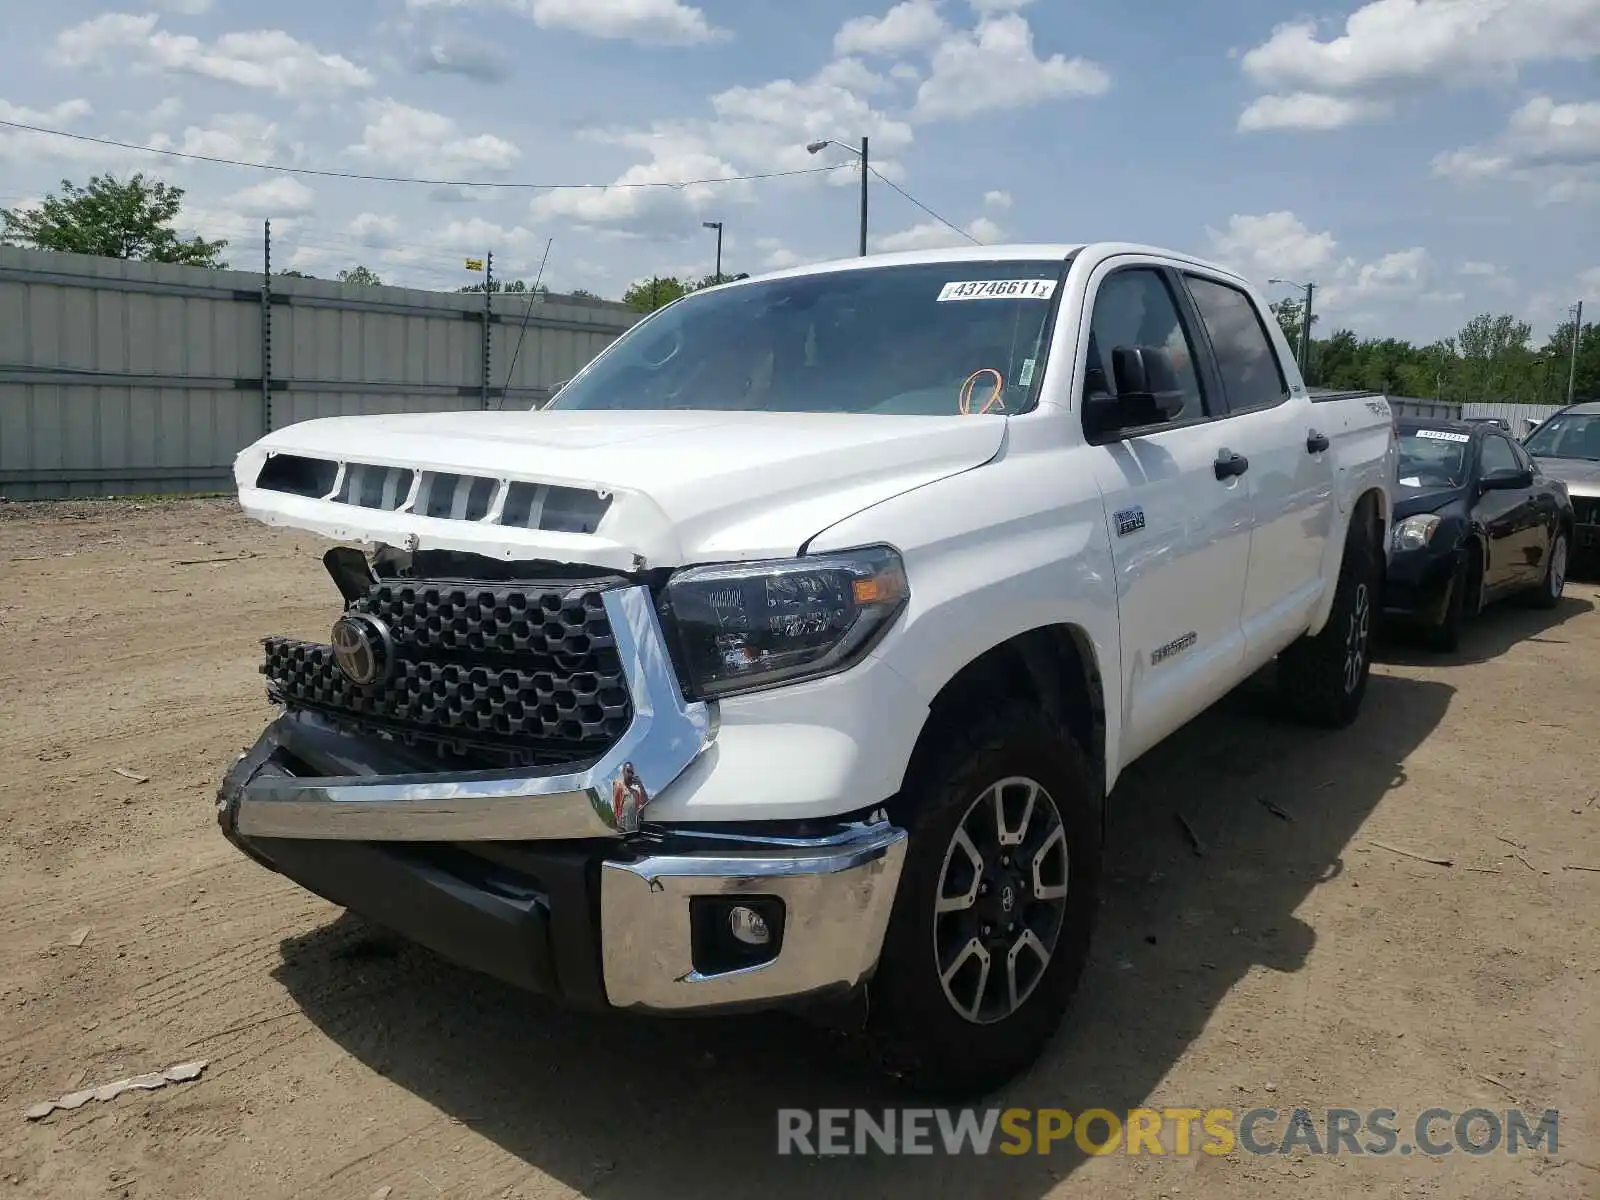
[348,213,404,247]
[1579,265,1600,292]
[834,1,947,57]
[1459,261,1500,277]
[983,189,1011,209]
[350,99,521,173]
[1204,210,1433,314]
[872,214,1003,252]
[227,177,315,217]
[0,98,93,126]
[536,59,916,233]
[1206,211,1337,280]
[531,146,752,233]
[1433,96,1600,204]
[151,0,213,12]
[1241,0,1600,94]
[147,114,293,164]
[52,14,373,98]
[1237,92,1391,132]
[914,12,1109,120]
[530,0,728,45]
[412,36,512,83]
[409,0,728,45]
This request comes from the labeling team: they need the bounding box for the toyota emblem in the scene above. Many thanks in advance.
[329,612,393,687]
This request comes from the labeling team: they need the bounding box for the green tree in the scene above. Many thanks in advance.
[622,275,691,313]
[458,278,550,294]
[1541,318,1600,403]
[337,265,383,287]
[0,173,227,266]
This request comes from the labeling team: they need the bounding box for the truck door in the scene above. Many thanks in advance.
[1078,260,1252,765]
[1176,272,1337,667]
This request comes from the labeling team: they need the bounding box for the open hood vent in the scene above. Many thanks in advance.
[255,454,611,535]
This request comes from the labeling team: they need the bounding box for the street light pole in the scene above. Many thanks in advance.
[1268,277,1319,381]
[702,220,723,281]
[806,136,870,256]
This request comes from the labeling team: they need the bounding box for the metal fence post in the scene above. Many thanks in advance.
[482,250,493,410]
[261,219,273,434]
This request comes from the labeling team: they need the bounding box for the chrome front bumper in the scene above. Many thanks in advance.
[229,585,713,841]
[217,583,910,1013]
[600,823,908,1011]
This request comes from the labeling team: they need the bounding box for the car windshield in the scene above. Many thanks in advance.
[1523,412,1600,461]
[1397,428,1470,488]
[544,259,1065,416]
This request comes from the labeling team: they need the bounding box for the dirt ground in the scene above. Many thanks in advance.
[1,497,1596,1200]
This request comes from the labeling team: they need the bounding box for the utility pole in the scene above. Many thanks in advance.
[1300,281,1316,385]
[482,250,493,410]
[261,219,273,434]
[1567,300,1584,407]
[702,221,723,282]
[858,135,869,257]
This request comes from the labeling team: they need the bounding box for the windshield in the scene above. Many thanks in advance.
[1523,412,1600,461]
[1397,428,1470,488]
[545,259,1066,416]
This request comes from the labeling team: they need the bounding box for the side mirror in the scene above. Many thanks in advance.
[1480,467,1533,493]
[1084,346,1185,436]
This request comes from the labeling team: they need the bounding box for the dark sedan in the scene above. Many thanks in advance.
[1383,417,1574,650]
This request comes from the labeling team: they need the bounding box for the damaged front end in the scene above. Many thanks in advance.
[218,541,708,844]
[214,539,906,1015]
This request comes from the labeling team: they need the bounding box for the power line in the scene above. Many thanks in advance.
[866,164,981,244]
[0,119,848,191]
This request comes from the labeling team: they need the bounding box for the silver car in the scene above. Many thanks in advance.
[1523,400,1600,567]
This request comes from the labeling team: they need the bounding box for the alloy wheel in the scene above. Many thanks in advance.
[1343,581,1371,695]
[932,776,1070,1025]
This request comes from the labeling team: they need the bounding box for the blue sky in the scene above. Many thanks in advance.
[1,0,1596,343]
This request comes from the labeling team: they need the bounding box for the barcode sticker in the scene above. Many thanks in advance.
[937,279,1057,302]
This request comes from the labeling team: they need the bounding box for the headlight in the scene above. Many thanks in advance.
[662,546,909,699]
[1392,514,1442,552]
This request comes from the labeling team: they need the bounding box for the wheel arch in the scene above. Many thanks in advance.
[898,624,1108,839]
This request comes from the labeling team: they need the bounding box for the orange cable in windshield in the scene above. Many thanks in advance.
[959,368,1006,415]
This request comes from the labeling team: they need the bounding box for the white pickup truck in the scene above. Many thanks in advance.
[216,242,1396,1097]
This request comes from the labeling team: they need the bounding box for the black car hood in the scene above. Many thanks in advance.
[1392,486,1464,521]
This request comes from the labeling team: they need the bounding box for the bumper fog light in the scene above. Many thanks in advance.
[690,896,786,976]
[728,905,771,946]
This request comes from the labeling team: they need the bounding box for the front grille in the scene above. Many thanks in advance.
[261,579,632,768]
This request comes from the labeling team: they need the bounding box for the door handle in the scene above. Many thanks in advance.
[1306,430,1330,454]
[1214,449,1249,480]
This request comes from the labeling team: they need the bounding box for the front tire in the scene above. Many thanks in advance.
[1424,551,1471,652]
[1529,529,1568,610]
[1276,516,1380,727]
[867,704,1101,1099]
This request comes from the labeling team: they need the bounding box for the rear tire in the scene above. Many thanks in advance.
[867,703,1100,1099]
[1276,516,1380,728]
[1529,529,1568,610]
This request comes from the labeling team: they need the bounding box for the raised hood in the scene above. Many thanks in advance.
[234,408,1006,570]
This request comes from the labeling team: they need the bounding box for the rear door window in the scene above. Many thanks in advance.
[1182,275,1290,413]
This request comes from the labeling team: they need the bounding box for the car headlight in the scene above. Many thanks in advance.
[662,546,909,699]
[1392,514,1442,552]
